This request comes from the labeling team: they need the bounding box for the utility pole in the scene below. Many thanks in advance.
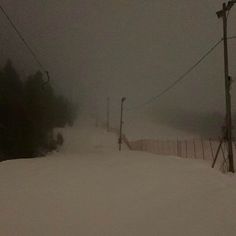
[216,1,236,173]
[119,97,126,151]
[106,97,110,132]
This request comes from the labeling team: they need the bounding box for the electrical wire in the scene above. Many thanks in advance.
[126,38,223,112]
[0,4,50,82]
[228,36,236,40]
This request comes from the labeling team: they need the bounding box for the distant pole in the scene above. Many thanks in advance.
[95,111,98,127]
[106,97,110,132]
[216,1,235,172]
[119,97,126,151]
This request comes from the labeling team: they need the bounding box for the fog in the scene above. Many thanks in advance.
[1,0,236,137]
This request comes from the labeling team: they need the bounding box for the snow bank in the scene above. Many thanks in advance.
[0,124,236,236]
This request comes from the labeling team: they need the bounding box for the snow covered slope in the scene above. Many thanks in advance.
[0,124,236,236]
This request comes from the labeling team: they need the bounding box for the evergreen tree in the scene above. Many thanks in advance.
[0,60,26,158]
[0,60,76,161]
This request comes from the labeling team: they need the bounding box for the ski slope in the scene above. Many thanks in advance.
[0,123,236,236]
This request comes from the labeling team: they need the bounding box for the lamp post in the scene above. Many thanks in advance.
[119,97,126,151]
[106,97,110,132]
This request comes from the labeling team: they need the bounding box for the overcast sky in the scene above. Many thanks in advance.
[0,0,236,131]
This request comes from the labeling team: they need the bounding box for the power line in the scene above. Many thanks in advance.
[0,4,49,82]
[126,38,223,111]
[228,36,236,40]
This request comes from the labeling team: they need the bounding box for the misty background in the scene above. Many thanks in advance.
[0,0,236,138]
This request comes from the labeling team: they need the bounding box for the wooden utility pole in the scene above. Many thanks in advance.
[119,97,126,151]
[106,97,110,132]
[216,1,235,172]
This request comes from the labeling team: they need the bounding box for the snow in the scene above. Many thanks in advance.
[0,122,236,236]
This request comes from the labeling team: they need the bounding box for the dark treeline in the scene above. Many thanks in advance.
[0,60,76,161]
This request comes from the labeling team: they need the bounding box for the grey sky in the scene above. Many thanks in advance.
[0,0,236,126]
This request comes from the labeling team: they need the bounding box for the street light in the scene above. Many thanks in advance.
[119,97,126,151]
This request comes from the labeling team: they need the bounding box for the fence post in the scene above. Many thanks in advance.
[220,141,228,172]
[185,140,188,158]
[209,138,214,160]
[177,138,180,157]
[193,139,196,159]
[179,140,182,157]
[201,138,205,160]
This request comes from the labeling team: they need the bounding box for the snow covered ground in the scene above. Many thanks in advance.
[0,122,236,236]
